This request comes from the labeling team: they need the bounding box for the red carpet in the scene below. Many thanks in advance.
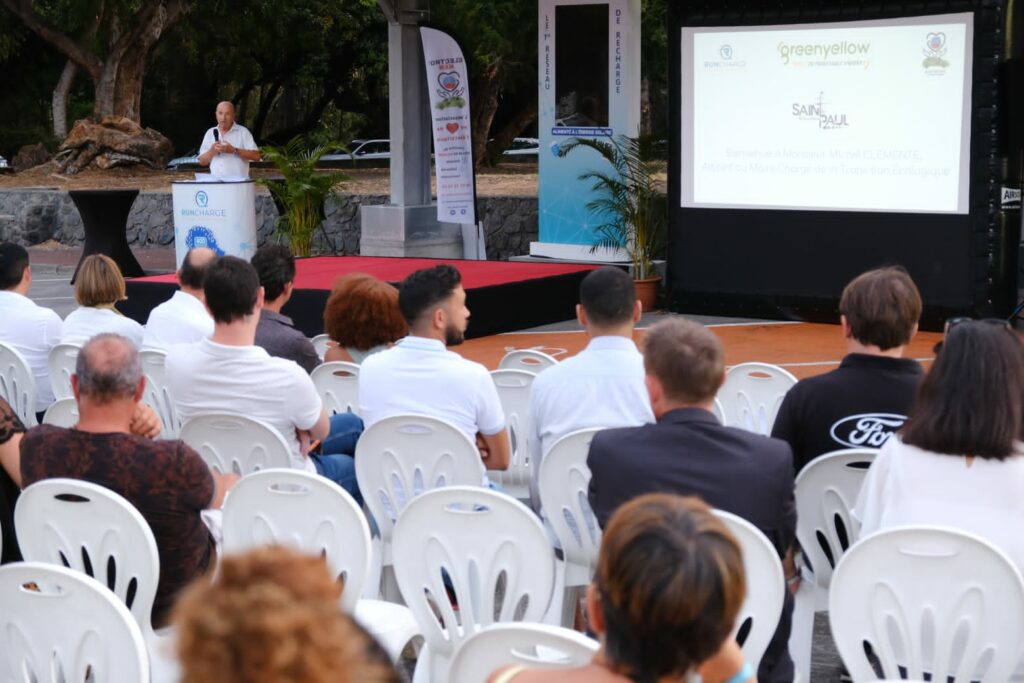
[124,256,599,338]
[132,256,597,290]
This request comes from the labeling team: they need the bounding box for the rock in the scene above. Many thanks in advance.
[57,116,174,174]
[12,143,51,172]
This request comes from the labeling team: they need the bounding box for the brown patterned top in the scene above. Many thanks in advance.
[0,398,25,564]
[20,425,216,626]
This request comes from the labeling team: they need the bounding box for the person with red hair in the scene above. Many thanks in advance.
[322,273,408,364]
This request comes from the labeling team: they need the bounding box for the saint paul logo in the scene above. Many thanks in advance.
[791,91,850,130]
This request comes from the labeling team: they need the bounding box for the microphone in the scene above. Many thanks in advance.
[213,129,220,142]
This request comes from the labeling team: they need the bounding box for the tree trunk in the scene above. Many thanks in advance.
[640,76,652,136]
[470,60,504,168]
[252,80,284,140]
[52,60,78,138]
[113,49,148,123]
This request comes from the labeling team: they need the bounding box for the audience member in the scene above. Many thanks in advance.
[60,254,144,347]
[772,266,923,472]
[528,267,652,499]
[19,333,233,626]
[0,397,24,563]
[587,318,796,683]
[174,546,400,683]
[488,494,753,683]
[251,244,319,373]
[323,272,408,364]
[166,256,364,501]
[0,242,62,413]
[142,247,216,352]
[359,264,510,476]
[856,319,1024,572]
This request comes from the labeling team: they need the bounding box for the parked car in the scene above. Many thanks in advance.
[321,139,390,163]
[166,150,201,170]
[501,137,539,158]
[0,155,9,169]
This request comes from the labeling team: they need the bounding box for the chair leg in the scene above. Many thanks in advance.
[789,580,816,683]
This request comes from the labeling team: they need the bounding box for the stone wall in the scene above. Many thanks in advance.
[0,189,539,261]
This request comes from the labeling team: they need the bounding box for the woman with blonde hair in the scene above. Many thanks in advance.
[61,254,143,347]
[174,546,400,683]
[323,273,408,363]
[489,494,754,683]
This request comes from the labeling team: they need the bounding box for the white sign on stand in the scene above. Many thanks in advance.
[171,180,258,268]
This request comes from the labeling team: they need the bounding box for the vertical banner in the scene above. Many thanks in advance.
[420,27,477,226]
[535,0,641,260]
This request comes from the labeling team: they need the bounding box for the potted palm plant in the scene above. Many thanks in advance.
[559,134,665,310]
[259,137,348,257]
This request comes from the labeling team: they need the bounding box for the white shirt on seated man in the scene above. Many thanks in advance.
[0,242,63,413]
[358,264,510,482]
[142,247,216,352]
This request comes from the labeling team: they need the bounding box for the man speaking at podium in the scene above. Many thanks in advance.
[198,101,260,179]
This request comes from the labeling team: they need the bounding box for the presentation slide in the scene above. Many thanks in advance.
[680,13,973,214]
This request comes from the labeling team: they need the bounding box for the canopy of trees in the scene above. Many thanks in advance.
[0,0,668,165]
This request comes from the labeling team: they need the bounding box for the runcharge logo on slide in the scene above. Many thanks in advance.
[778,40,870,65]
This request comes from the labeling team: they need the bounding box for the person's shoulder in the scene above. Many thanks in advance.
[22,423,68,447]
[591,423,649,452]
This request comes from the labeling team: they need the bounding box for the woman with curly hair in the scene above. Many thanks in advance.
[489,494,754,683]
[61,254,144,347]
[174,546,399,683]
[323,273,408,364]
[0,397,25,563]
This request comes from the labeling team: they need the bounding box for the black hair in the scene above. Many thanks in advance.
[179,249,213,290]
[203,256,260,324]
[580,267,637,326]
[0,243,29,290]
[397,264,462,325]
[250,244,296,302]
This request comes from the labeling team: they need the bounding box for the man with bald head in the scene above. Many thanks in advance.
[142,247,217,352]
[197,101,260,178]
[20,333,236,625]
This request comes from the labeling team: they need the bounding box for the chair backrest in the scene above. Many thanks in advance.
[711,396,725,423]
[392,486,557,682]
[718,362,797,435]
[795,449,876,590]
[41,397,80,428]
[221,468,371,612]
[139,349,181,439]
[0,562,149,682]
[179,413,293,476]
[355,414,483,548]
[310,333,331,361]
[829,525,1024,682]
[487,369,536,498]
[311,361,361,416]
[537,428,604,587]
[0,341,37,426]
[498,349,558,373]
[449,622,599,682]
[15,478,161,640]
[47,343,80,401]
[714,509,785,670]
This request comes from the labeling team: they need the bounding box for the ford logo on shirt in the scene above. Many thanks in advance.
[829,413,907,449]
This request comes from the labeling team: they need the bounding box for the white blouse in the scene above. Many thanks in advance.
[855,436,1024,573]
[61,306,145,348]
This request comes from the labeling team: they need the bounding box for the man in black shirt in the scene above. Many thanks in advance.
[772,266,923,473]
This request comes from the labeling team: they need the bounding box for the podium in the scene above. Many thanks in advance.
[171,180,257,268]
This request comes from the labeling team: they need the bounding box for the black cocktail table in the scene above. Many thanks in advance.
[68,189,145,283]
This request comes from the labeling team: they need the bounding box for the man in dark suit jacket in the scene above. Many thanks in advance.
[588,317,797,683]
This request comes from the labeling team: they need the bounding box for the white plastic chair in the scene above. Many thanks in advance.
[392,486,557,683]
[311,361,361,416]
[310,333,331,361]
[0,341,37,426]
[487,369,535,501]
[711,396,725,422]
[0,562,150,682]
[537,427,604,627]
[718,362,797,435]
[47,342,80,401]
[41,397,79,427]
[179,413,293,475]
[221,468,421,663]
[829,525,1024,682]
[498,349,558,373]
[354,414,483,601]
[15,478,179,683]
[449,622,599,682]
[714,509,785,670]
[139,349,181,439]
[790,449,876,683]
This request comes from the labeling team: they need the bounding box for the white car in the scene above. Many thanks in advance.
[322,139,391,162]
[501,137,539,158]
